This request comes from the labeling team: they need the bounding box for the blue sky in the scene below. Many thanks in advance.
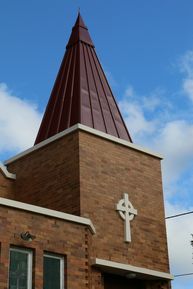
[1,1,193,288]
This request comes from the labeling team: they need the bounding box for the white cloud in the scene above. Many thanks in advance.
[180,50,193,78]
[119,82,193,190]
[119,86,156,139]
[125,85,134,98]
[0,83,42,156]
[153,120,193,186]
[180,50,193,101]
[183,78,193,101]
[104,69,118,88]
[142,95,160,111]
[120,101,155,137]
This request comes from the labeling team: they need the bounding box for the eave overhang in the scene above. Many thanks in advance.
[92,258,174,281]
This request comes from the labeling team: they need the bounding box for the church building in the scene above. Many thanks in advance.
[0,14,173,289]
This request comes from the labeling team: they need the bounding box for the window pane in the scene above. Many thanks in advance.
[9,250,29,289]
[43,256,62,289]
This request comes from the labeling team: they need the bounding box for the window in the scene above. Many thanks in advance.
[9,247,32,289]
[43,253,64,289]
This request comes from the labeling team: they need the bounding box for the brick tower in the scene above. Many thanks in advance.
[0,14,173,289]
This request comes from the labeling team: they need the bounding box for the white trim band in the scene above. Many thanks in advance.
[0,163,16,179]
[77,124,163,159]
[5,124,163,165]
[0,197,96,234]
[92,258,173,280]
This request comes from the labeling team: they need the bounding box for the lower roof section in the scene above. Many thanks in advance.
[92,258,173,281]
[0,197,96,234]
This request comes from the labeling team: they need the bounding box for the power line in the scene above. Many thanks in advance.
[174,272,193,278]
[166,211,193,279]
[165,210,193,219]
[163,209,193,279]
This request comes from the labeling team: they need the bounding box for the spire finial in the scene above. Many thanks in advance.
[78,7,80,14]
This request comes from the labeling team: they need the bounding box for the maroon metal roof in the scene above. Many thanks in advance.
[35,14,132,145]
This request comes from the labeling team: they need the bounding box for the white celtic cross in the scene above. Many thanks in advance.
[116,193,137,242]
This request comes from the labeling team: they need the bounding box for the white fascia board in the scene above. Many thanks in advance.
[77,124,163,159]
[92,258,174,280]
[4,124,79,165]
[4,124,163,165]
[0,197,96,234]
[0,163,16,179]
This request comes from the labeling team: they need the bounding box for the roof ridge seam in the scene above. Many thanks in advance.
[57,49,73,132]
[78,43,81,123]
[91,48,119,137]
[82,43,94,128]
[34,51,70,143]
[92,49,132,142]
[67,45,77,127]
[46,48,74,139]
[86,45,108,133]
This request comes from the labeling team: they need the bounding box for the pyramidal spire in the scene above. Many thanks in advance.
[67,12,94,48]
[34,14,132,145]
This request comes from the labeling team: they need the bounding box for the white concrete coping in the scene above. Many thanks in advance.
[0,163,16,179]
[0,197,96,234]
[4,124,163,165]
[92,258,174,280]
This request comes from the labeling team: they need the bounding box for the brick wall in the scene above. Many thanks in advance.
[0,172,14,199]
[78,131,170,274]
[7,132,80,215]
[0,205,90,289]
[5,128,171,288]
